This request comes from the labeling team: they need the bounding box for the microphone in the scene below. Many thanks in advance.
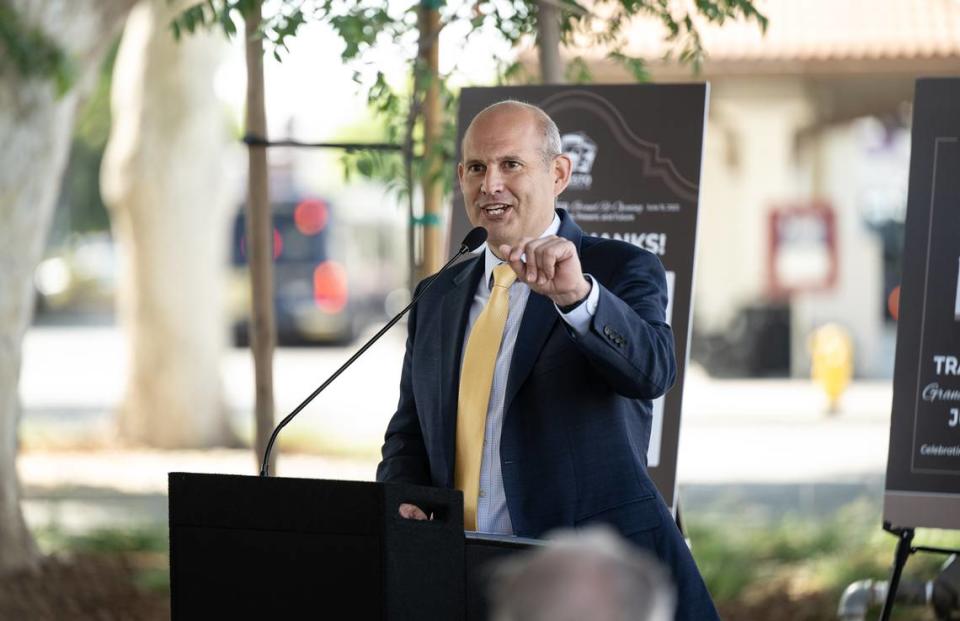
[259,226,488,476]
[459,226,487,255]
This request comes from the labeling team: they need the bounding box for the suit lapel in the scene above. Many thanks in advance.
[437,255,484,487]
[503,210,585,416]
[503,292,557,414]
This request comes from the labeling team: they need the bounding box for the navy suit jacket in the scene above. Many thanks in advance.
[377,209,718,620]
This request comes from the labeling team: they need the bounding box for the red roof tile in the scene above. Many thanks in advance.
[617,0,960,62]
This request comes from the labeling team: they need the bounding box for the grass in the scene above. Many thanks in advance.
[36,526,168,555]
[27,496,960,618]
[34,525,171,594]
[687,497,960,618]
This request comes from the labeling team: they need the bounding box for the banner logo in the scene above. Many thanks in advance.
[562,132,597,190]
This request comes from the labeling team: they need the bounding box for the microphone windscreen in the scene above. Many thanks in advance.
[461,227,488,253]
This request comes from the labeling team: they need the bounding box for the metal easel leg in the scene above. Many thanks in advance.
[879,526,915,621]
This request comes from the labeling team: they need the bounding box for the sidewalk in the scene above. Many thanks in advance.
[18,449,379,533]
[679,367,893,484]
[17,323,896,533]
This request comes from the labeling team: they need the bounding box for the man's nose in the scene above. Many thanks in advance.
[480,167,503,194]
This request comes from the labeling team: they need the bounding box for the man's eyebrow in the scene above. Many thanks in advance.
[463,154,526,166]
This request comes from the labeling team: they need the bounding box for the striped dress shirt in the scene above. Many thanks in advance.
[462,213,599,534]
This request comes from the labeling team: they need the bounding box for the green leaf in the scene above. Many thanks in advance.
[356,157,374,176]
[0,3,77,96]
[607,51,650,83]
[564,56,592,84]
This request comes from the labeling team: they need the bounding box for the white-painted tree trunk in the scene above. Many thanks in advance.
[102,0,235,448]
[0,0,136,575]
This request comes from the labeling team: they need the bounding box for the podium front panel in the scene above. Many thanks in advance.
[169,473,465,620]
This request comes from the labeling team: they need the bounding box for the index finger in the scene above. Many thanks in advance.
[511,237,537,281]
[500,239,532,281]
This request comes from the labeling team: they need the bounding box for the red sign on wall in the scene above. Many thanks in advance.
[767,202,838,296]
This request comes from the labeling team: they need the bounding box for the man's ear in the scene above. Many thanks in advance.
[457,162,465,185]
[553,154,572,196]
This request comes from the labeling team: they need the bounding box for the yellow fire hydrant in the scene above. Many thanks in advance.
[809,323,854,415]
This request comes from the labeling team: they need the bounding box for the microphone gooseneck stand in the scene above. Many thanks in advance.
[259,227,488,477]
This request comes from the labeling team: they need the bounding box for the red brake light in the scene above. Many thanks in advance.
[273,228,283,259]
[294,199,329,236]
[313,260,348,313]
[238,227,283,260]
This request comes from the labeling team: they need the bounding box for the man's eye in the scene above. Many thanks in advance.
[503,161,520,170]
[468,164,485,174]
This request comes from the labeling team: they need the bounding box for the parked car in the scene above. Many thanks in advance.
[33,233,117,316]
[228,196,399,345]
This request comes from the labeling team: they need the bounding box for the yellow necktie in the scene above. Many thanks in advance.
[455,263,517,530]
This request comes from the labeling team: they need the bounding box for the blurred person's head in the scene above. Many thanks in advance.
[458,100,572,255]
[488,527,677,621]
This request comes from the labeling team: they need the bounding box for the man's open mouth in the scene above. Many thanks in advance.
[481,204,511,216]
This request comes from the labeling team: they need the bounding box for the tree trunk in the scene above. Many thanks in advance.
[0,0,137,575]
[536,0,565,84]
[101,0,233,448]
[417,2,444,280]
[243,0,277,474]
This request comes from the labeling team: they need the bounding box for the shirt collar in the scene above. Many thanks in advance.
[482,212,561,290]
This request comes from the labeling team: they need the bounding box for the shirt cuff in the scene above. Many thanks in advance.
[557,274,599,335]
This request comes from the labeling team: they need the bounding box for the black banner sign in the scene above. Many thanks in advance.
[884,78,960,530]
[451,85,709,509]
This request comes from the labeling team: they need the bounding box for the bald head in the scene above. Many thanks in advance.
[462,101,562,167]
[457,99,572,251]
[489,528,677,621]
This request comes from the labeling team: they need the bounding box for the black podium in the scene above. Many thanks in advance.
[169,472,535,620]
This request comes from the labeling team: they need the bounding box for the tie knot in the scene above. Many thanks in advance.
[492,263,517,289]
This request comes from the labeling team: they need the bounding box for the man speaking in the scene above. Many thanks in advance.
[377,101,718,620]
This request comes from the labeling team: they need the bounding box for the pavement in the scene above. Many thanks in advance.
[16,322,896,533]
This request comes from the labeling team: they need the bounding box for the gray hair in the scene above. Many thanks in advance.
[488,527,677,621]
[464,100,563,166]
